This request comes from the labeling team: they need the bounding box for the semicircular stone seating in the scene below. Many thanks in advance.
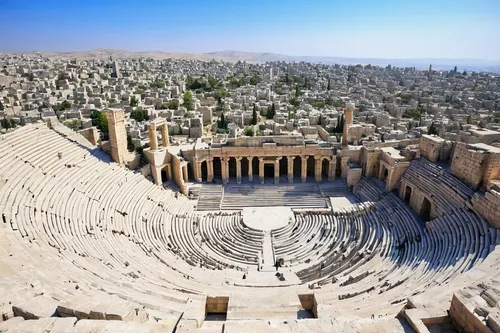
[0,123,499,331]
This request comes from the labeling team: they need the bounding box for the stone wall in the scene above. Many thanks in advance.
[401,183,438,220]
[450,142,487,190]
[105,109,128,164]
[347,167,362,188]
[483,153,500,187]
[171,154,186,194]
[472,189,500,228]
[78,127,99,146]
[449,294,492,333]
[419,135,445,162]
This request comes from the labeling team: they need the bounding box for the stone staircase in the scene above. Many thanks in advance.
[196,184,223,211]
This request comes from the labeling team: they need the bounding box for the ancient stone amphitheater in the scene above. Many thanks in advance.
[1,123,500,333]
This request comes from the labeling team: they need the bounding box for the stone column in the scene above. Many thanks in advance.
[182,165,189,183]
[236,157,242,184]
[148,124,158,150]
[259,158,265,184]
[301,156,308,183]
[248,157,253,182]
[342,103,355,147]
[328,157,336,181]
[207,158,214,183]
[287,156,295,183]
[315,156,322,183]
[161,124,169,147]
[274,157,281,184]
[221,157,229,185]
[195,161,202,182]
[341,156,350,179]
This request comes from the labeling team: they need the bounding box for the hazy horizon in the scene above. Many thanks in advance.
[1,0,499,61]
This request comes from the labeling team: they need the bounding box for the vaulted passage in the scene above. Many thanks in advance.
[420,197,432,221]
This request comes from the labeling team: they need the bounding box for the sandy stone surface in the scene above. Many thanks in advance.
[242,207,294,231]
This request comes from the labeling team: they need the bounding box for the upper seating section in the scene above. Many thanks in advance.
[402,158,474,215]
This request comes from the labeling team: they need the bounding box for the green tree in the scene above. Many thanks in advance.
[130,96,138,107]
[250,74,261,85]
[267,103,276,119]
[336,114,345,134]
[208,75,219,89]
[127,134,134,152]
[216,88,228,105]
[154,79,165,89]
[130,108,149,122]
[327,78,331,91]
[134,88,144,94]
[60,100,72,110]
[0,101,4,110]
[428,122,439,135]
[243,126,255,137]
[166,100,179,110]
[251,104,258,125]
[64,119,80,132]
[218,112,227,130]
[91,110,109,140]
[183,91,195,111]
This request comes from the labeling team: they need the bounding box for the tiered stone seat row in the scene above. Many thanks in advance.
[221,183,328,209]
[402,158,475,215]
[352,177,387,202]
[1,124,499,329]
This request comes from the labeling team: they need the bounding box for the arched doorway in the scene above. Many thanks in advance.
[213,157,222,182]
[279,157,287,178]
[322,158,329,177]
[404,186,412,203]
[201,161,208,182]
[420,197,431,221]
[264,163,274,179]
[228,157,236,178]
[307,156,315,177]
[187,163,194,181]
[293,157,301,180]
[161,169,167,183]
[252,158,259,180]
[241,158,249,179]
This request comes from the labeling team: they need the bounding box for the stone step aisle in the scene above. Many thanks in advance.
[260,231,276,272]
[196,184,223,211]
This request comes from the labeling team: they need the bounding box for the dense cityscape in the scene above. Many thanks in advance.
[1,0,500,331]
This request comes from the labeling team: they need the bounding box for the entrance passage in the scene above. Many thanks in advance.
[420,197,431,221]
[404,186,412,203]
[205,296,229,321]
[264,164,274,178]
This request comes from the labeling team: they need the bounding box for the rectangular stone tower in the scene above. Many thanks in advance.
[105,109,127,164]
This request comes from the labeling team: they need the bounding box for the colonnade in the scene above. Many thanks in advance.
[194,155,336,184]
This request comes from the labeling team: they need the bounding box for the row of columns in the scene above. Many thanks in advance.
[148,123,169,151]
[196,156,336,185]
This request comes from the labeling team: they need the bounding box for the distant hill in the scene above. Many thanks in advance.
[2,49,499,72]
[205,50,500,72]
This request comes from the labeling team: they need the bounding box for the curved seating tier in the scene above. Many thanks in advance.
[0,123,499,329]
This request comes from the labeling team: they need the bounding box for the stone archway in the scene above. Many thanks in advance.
[404,185,412,203]
[213,157,222,182]
[322,158,329,177]
[201,161,208,182]
[420,197,432,221]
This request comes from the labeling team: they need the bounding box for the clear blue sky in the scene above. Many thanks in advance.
[1,0,499,60]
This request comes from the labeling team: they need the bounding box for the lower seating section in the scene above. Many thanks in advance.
[0,123,499,330]
[168,212,264,270]
[221,183,328,209]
